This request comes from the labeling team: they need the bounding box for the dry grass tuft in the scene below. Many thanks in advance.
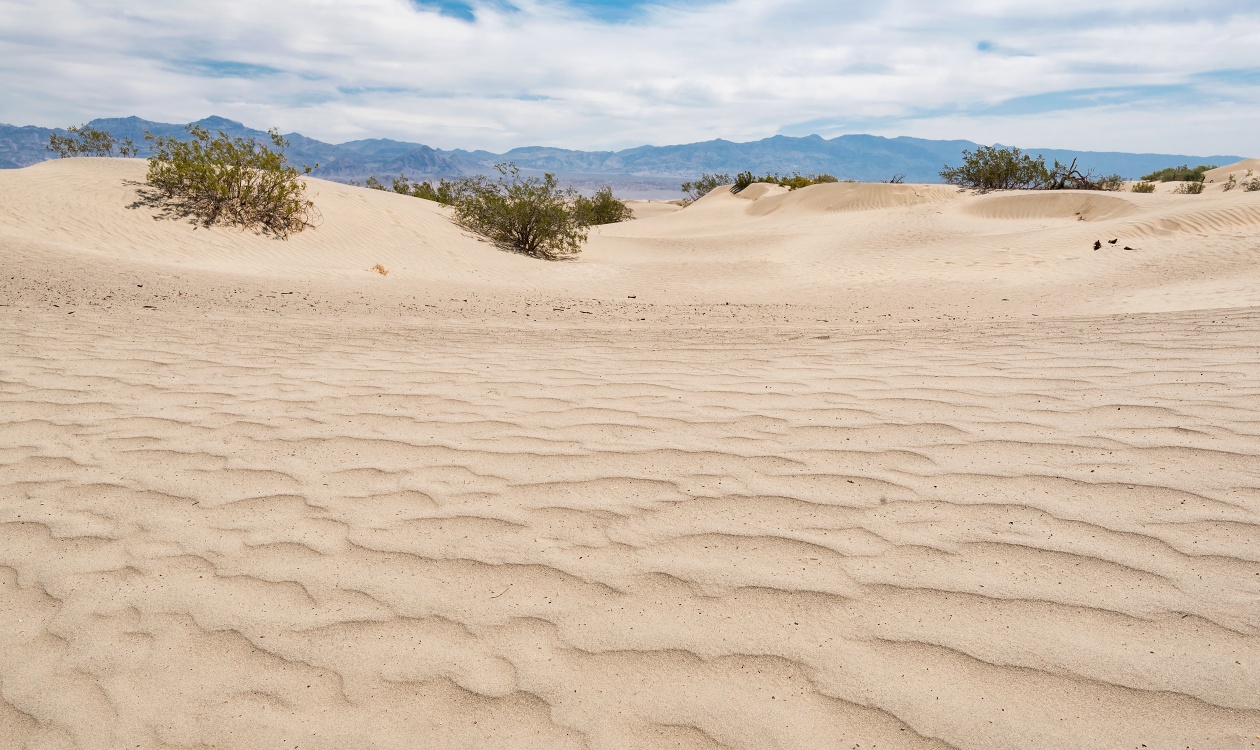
[368,263,389,276]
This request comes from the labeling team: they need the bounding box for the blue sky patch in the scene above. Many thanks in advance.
[410,0,479,21]
[778,82,1209,139]
[168,59,284,79]
[564,0,663,22]
[981,84,1194,116]
[411,0,680,23]
[1192,67,1260,86]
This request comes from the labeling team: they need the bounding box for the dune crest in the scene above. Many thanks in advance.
[747,182,956,216]
[962,191,1138,221]
[1204,158,1260,184]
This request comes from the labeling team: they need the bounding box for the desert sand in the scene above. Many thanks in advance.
[1,157,1259,750]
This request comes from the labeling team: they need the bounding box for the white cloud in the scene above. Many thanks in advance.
[1,0,1257,154]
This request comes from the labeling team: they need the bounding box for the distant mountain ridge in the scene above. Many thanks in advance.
[1,115,1246,198]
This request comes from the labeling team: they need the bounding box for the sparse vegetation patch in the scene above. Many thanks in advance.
[574,186,634,225]
[1141,164,1218,183]
[453,163,592,260]
[682,171,839,202]
[1131,181,1156,194]
[941,146,1125,192]
[359,173,479,206]
[1172,180,1205,195]
[138,125,319,238]
[734,171,839,192]
[358,171,632,228]
[48,125,139,158]
[680,173,734,203]
[941,146,1049,191]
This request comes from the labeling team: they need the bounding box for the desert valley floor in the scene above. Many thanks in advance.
[1,158,1259,749]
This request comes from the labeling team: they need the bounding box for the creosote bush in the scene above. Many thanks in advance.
[941,146,1049,190]
[414,177,474,205]
[1141,164,1218,183]
[733,171,838,192]
[941,146,1125,192]
[1131,181,1157,194]
[48,125,138,158]
[1244,177,1260,192]
[1095,174,1127,191]
[361,171,631,230]
[453,163,590,260]
[574,186,634,225]
[680,173,733,203]
[682,171,839,202]
[1172,180,1205,195]
[361,173,478,206]
[142,125,319,238]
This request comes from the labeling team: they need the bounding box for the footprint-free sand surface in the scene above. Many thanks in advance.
[2,158,1258,749]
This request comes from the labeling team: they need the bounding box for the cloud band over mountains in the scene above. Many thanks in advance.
[1,0,1258,153]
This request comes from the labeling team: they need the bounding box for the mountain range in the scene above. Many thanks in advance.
[1,115,1245,198]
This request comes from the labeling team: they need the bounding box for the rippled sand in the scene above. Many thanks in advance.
[2,159,1258,749]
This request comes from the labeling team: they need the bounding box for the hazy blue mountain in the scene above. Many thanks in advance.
[1,115,1246,197]
[0,124,55,168]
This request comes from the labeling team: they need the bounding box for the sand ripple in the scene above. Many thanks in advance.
[2,309,1258,749]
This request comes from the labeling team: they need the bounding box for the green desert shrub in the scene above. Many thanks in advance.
[47,124,138,158]
[785,172,837,189]
[710,170,844,195]
[761,172,838,190]
[941,146,1051,190]
[1141,164,1218,182]
[360,173,479,206]
[1222,174,1238,192]
[141,124,319,238]
[733,171,839,192]
[1131,181,1157,193]
[1172,180,1205,195]
[680,173,734,203]
[1244,177,1260,192]
[416,177,480,205]
[681,170,847,201]
[574,186,634,225]
[453,163,589,260]
[943,146,1127,192]
[1095,174,1127,192]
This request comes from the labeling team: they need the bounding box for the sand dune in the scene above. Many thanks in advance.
[2,158,1259,749]
[1205,159,1260,186]
[961,191,1138,221]
[746,182,956,216]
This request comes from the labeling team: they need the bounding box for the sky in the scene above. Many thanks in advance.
[2,0,1258,155]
